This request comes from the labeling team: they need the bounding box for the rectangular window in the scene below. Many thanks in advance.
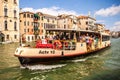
[64,25,66,29]
[14,0,17,4]
[41,17,44,20]
[27,14,30,18]
[24,21,26,26]
[52,20,54,23]
[38,23,40,26]
[31,15,33,18]
[4,21,8,30]
[47,19,49,22]
[6,35,9,40]
[4,0,8,2]
[4,8,8,17]
[31,22,33,26]
[32,36,34,40]
[41,29,43,33]
[41,23,43,27]
[86,22,88,25]
[14,35,17,39]
[14,10,17,18]
[23,14,26,18]
[28,36,30,41]
[27,21,29,26]
[14,22,17,31]
[28,29,29,32]
[32,29,33,32]
[24,29,26,33]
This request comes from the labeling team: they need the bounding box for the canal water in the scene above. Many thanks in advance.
[0,38,120,80]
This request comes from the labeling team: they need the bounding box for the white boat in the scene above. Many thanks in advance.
[14,29,111,65]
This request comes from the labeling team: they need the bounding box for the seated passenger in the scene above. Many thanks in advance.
[41,36,47,44]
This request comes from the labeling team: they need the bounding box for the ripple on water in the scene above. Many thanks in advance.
[20,64,66,70]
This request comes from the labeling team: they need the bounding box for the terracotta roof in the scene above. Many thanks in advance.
[20,11,34,14]
[95,23,104,26]
[78,15,96,20]
[43,13,57,18]
[58,14,76,19]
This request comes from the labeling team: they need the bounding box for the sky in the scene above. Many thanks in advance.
[20,0,120,31]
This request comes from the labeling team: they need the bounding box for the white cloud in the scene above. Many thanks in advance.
[110,21,120,31]
[21,6,78,16]
[96,20,105,23]
[21,8,34,12]
[95,5,120,17]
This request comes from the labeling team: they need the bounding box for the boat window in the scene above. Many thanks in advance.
[102,35,110,41]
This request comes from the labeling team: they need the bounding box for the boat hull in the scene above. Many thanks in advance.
[17,45,110,65]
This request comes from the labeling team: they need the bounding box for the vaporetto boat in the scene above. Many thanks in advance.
[14,29,111,66]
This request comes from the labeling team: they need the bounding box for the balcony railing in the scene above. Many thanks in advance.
[14,17,17,19]
[4,15,8,18]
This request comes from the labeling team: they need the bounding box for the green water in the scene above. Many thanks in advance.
[0,38,120,80]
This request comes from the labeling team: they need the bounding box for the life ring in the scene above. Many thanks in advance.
[53,40,62,49]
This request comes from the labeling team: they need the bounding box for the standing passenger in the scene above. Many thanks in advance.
[89,35,93,50]
[86,34,90,51]
[41,36,47,44]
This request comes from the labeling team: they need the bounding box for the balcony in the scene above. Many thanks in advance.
[4,29,8,31]
[4,15,8,18]
[14,29,17,31]
[4,0,8,3]
[14,17,17,19]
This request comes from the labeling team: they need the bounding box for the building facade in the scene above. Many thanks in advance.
[0,0,19,42]
[57,14,77,29]
[95,23,105,32]
[77,15,96,30]
[20,11,57,42]
[20,12,34,42]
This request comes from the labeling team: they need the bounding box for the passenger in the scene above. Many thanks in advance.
[82,35,86,42]
[53,38,62,49]
[89,35,93,50]
[94,36,99,49]
[68,40,73,50]
[79,35,82,42]
[85,34,90,51]
[49,35,53,43]
[41,36,47,44]
[36,39,42,48]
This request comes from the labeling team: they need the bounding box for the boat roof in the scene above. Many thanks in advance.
[45,28,100,34]
[101,32,110,36]
[45,28,110,36]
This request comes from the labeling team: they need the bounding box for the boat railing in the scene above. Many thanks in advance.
[34,39,77,50]
[60,40,76,50]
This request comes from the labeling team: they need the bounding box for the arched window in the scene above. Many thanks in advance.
[14,10,17,18]
[28,36,30,41]
[4,7,8,17]
[14,0,17,4]
[24,21,26,26]
[23,14,26,18]
[27,14,30,18]
[14,22,17,31]
[4,0,8,2]
[4,21,8,30]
